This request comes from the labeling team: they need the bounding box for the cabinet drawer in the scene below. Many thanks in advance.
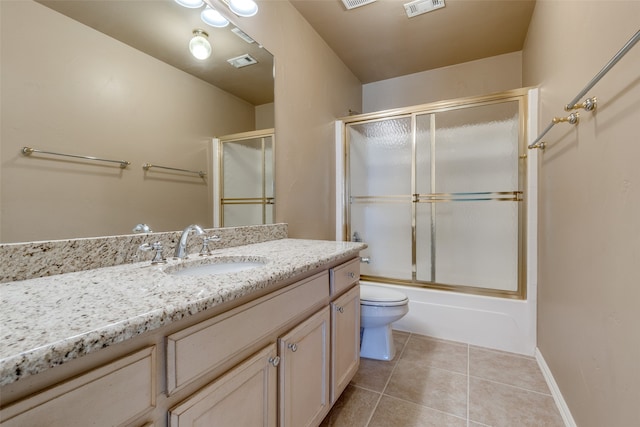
[330,258,360,296]
[167,271,329,394]
[0,346,156,427]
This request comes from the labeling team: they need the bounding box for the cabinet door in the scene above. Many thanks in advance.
[278,307,330,427]
[331,285,360,404]
[169,344,278,427]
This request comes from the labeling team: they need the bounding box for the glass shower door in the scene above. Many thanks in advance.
[425,101,521,292]
[346,93,525,297]
[220,132,274,227]
[347,117,413,281]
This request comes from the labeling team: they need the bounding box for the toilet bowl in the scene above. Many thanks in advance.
[359,284,409,361]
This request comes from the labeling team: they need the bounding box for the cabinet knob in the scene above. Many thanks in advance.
[336,306,344,313]
[288,343,298,352]
[269,356,280,367]
[348,272,355,279]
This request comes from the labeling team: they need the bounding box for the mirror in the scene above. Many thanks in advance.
[0,0,274,243]
[215,129,275,228]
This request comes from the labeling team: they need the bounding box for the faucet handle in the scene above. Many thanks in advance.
[138,242,166,265]
[199,235,220,256]
[150,242,166,265]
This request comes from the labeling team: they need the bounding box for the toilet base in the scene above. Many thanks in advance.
[360,325,396,361]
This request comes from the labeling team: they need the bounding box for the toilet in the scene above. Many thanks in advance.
[359,284,409,361]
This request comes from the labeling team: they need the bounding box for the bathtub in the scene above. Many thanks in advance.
[360,280,537,356]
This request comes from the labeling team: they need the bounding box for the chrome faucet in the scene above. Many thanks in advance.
[174,224,205,259]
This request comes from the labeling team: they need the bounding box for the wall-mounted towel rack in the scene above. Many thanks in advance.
[529,29,639,150]
[21,147,130,168]
[142,163,206,177]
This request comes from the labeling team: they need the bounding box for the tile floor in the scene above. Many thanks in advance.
[321,331,565,427]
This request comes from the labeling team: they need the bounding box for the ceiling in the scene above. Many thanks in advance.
[290,0,536,84]
[37,0,274,106]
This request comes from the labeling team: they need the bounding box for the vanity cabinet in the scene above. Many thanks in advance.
[278,307,330,427]
[168,344,278,427]
[0,255,361,427]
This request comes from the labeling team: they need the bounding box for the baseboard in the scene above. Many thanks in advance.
[535,348,577,427]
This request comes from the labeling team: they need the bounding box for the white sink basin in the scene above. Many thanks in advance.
[167,258,266,277]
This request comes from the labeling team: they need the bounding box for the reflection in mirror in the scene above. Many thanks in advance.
[0,0,274,243]
[214,129,275,227]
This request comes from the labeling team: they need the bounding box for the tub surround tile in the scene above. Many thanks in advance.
[0,237,366,386]
[0,223,288,283]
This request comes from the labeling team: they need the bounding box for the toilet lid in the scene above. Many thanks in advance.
[360,285,408,307]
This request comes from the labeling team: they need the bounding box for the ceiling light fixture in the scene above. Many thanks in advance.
[201,6,230,28]
[189,29,212,60]
[174,0,204,9]
[227,0,259,17]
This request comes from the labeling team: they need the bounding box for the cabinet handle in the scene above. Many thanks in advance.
[336,306,344,313]
[288,343,298,352]
[269,356,280,367]
[348,272,355,279]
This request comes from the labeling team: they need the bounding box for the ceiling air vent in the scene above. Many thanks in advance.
[404,0,445,18]
[227,54,258,69]
[341,0,377,10]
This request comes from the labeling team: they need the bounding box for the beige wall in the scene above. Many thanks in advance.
[522,2,640,426]
[363,51,522,112]
[1,1,256,243]
[255,102,275,129]
[226,0,363,239]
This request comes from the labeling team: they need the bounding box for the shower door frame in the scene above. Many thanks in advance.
[340,89,529,299]
[216,128,275,227]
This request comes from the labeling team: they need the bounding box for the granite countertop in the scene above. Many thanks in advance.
[0,238,366,387]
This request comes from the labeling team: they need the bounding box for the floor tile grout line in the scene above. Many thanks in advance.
[468,374,555,397]
[467,343,470,427]
[376,392,468,423]
[363,332,412,427]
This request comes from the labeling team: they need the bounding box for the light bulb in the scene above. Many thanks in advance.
[175,0,204,8]
[201,6,229,28]
[189,30,212,60]
[228,0,258,17]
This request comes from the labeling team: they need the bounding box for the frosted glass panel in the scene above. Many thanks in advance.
[223,205,263,227]
[435,202,518,291]
[348,118,412,197]
[415,114,432,195]
[415,203,432,282]
[223,138,264,199]
[435,102,519,193]
[265,204,273,224]
[264,136,274,198]
[350,203,412,280]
